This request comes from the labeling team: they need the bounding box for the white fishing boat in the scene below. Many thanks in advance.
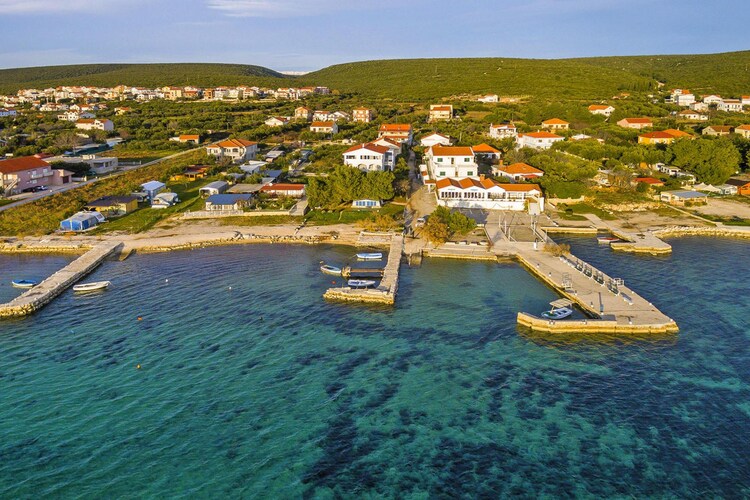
[347,279,376,288]
[356,252,383,261]
[72,280,111,293]
[541,299,574,320]
[320,264,342,276]
[597,235,620,244]
[11,279,37,288]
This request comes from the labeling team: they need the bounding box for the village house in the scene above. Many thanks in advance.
[199,181,229,198]
[352,107,374,123]
[260,183,306,198]
[541,118,569,130]
[471,143,501,162]
[0,156,72,195]
[294,106,313,121]
[690,102,709,112]
[670,89,695,107]
[638,129,692,145]
[57,111,94,121]
[313,110,333,121]
[617,117,653,129]
[516,131,564,150]
[425,145,478,181]
[735,125,750,139]
[489,123,517,139]
[718,99,744,113]
[370,137,403,157]
[725,178,750,196]
[660,190,707,205]
[151,192,179,208]
[428,104,453,122]
[634,177,665,188]
[173,134,200,144]
[310,121,338,134]
[677,110,708,121]
[702,125,733,136]
[206,139,258,163]
[588,104,615,117]
[342,143,393,172]
[478,94,499,103]
[75,118,114,131]
[331,111,350,122]
[264,116,289,127]
[435,177,544,212]
[702,94,723,105]
[419,132,452,147]
[205,193,253,211]
[378,124,413,145]
[494,162,544,181]
[84,195,139,217]
[742,96,750,106]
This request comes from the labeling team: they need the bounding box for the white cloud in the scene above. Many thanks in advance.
[0,0,133,14]
[205,0,392,18]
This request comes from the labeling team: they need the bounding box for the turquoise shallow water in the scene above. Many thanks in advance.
[1,238,749,497]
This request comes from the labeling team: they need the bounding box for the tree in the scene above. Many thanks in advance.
[667,137,741,184]
[420,216,451,245]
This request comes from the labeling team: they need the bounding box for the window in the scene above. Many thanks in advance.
[467,171,473,176]
[437,158,443,163]
[439,171,445,177]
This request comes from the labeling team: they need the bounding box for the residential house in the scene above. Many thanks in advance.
[331,111,350,122]
[419,132,452,147]
[690,102,709,112]
[516,131,564,150]
[310,121,338,134]
[378,124,413,145]
[312,110,333,121]
[140,180,166,201]
[425,145,478,181]
[264,116,289,127]
[428,104,453,122]
[114,107,132,115]
[660,190,707,205]
[494,162,544,181]
[435,177,544,212]
[489,123,517,139]
[678,110,708,121]
[151,192,179,209]
[742,96,750,106]
[84,195,138,217]
[541,118,569,130]
[588,104,614,117]
[205,193,253,211]
[370,137,403,159]
[735,124,750,139]
[617,117,653,129]
[58,111,94,121]
[0,156,71,195]
[674,93,696,107]
[634,177,665,188]
[294,106,313,121]
[343,143,392,172]
[206,138,258,162]
[177,134,200,144]
[718,99,743,113]
[199,181,229,197]
[75,118,114,131]
[352,107,374,123]
[702,125,733,136]
[478,95,499,103]
[260,183,306,198]
[702,94,723,105]
[472,143,501,161]
[725,178,750,196]
[638,129,692,145]
[170,165,209,181]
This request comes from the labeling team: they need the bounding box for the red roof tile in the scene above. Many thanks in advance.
[0,156,50,174]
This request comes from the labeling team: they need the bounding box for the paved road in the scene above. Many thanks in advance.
[0,147,201,213]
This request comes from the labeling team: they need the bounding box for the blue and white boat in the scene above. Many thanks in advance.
[348,279,376,288]
[320,264,342,276]
[356,252,382,261]
[11,279,37,288]
[540,299,574,320]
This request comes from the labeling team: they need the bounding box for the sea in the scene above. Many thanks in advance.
[1,237,749,497]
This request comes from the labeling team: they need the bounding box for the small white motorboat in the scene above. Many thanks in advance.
[11,279,37,288]
[356,252,383,261]
[320,264,342,276]
[348,279,376,288]
[541,299,574,320]
[73,280,111,293]
[597,236,620,244]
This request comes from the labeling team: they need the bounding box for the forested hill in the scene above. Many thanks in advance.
[0,63,288,94]
[2,50,749,100]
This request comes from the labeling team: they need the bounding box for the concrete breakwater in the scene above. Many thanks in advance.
[0,241,122,318]
[653,225,750,239]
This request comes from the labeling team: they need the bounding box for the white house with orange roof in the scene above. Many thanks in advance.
[294,106,313,121]
[735,125,750,139]
[472,143,501,161]
[516,131,564,150]
[588,104,615,117]
[310,121,338,134]
[265,116,289,127]
[371,136,403,156]
[718,99,743,113]
[206,138,258,162]
[541,118,569,130]
[617,117,653,129]
[494,162,544,181]
[428,104,453,122]
[378,124,413,145]
[419,132,452,147]
[425,145,479,181]
[742,96,750,106]
[75,118,113,131]
[702,94,723,105]
[435,177,544,212]
[489,123,517,139]
[342,143,393,172]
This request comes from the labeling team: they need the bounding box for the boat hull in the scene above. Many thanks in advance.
[11,280,37,288]
[356,253,383,261]
[347,279,376,288]
[73,281,111,292]
[320,265,342,276]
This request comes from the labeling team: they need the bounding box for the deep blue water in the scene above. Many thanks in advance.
[1,239,749,497]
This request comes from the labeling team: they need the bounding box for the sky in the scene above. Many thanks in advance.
[0,0,748,72]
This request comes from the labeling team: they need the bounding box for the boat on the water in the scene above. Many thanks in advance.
[356,252,383,261]
[72,281,111,293]
[320,264,342,276]
[597,236,620,244]
[541,299,574,320]
[11,279,37,288]
[348,279,376,288]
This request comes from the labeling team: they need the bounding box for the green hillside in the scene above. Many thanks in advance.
[300,57,654,100]
[0,63,288,94]
[576,50,750,96]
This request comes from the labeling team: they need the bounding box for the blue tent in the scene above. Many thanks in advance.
[60,212,101,231]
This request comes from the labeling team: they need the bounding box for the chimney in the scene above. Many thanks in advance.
[479,174,485,181]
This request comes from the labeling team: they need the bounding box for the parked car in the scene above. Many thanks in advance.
[415,216,426,227]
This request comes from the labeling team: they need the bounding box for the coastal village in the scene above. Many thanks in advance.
[2,79,750,332]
